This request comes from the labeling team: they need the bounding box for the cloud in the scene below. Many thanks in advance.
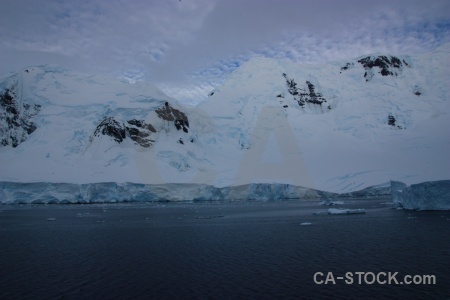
[0,0,449,105]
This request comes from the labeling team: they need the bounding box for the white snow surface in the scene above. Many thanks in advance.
[1,44,450,196]
[198,44,450,192]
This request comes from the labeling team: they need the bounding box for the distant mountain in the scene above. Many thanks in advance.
[1,44,449,195]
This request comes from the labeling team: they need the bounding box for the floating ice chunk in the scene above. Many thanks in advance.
[391,180,450,210]
[327,208,365,215]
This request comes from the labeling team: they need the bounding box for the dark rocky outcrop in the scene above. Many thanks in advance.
[388,115,396,126]
[92,102,189,148]
[282,73,326,107]
[155,102,189,133]
[93,117,156,148]
[340,62,354,71]
[127,119,156,132]
[0,85,40,147]
[413,85,422,96]
[93,117,126,143]
[387,115,403,129]
[357,55,404,81]
[126,119,156,148]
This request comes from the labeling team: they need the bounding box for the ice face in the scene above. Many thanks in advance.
[392,180,450,210]
[0,182,334,204]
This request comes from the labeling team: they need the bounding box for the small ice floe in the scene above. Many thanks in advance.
[195,215,225,220]
[47,218,56,221]
[327,208,366,215]
[300,222,312,226]
[320,200,344,206]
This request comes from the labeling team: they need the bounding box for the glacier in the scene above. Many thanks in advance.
[327,208,366,215]
[0,45,449,198]
[391,180,450,210]
[0,182,334,204]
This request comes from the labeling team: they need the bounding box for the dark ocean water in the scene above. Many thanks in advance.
[0,199,449,300]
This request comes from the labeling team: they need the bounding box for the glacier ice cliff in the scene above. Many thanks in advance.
[391,180,450,210]
[0,182,335,204]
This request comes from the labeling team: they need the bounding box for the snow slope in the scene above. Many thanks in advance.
[0,44,449,196]
[0,65,214,185]
[198,44,450,192]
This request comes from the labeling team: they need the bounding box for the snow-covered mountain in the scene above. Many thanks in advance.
[197,44,450,192]
[0,65,211,186]
[1,44,449,196]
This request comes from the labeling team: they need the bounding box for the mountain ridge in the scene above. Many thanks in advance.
[0,46,449,193]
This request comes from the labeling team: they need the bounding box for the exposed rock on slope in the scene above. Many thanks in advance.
[155,102,189,133]
[282,73,326,107]
[91,101,189,148]
[0,84,40,147]
[0,44,449,194]
[341,55,407,82]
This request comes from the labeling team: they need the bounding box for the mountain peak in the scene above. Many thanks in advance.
[1,47,449,193]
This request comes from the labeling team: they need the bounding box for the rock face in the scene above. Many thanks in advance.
[356,55,405,81]
[0,84,40,147]
[93,117,127,144]
[282,73,326,107]
[340,55,408,82]
[126,119,157,148]
[155,102,189,133]
[91,102,188,148]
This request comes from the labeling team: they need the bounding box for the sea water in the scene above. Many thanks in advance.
[0,199,449,299]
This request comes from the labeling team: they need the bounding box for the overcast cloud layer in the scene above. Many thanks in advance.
[1,0,449,105]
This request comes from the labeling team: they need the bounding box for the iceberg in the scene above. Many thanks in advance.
[327,208,366,215]
[391,180,450,210]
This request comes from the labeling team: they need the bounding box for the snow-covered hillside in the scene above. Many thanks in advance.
[0,65,213,185]
[198,44,450,192]
[0,44,449,197]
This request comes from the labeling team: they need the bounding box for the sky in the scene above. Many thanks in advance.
[1,0,449,106]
